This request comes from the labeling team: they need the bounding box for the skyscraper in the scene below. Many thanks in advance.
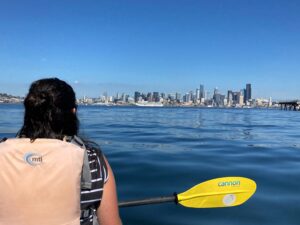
[239,90,244,105]
[245,84,252,103]
[147,92,152,101]
[227,90,233,106]
[200,85,204,99]
[153,92,159,102]
[134,91,141,102]
[196,88,200,100]
[175,93,181,102]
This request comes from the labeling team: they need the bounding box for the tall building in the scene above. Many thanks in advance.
[134,91,140,102]
[188,92,192,102]
[183,92,192,103]
[147,92,152,101]
[200,85,204,100]
[168,93,176,101]
[141,93,147,101]
[214,87,219,96]
[239,90,244,105]
[175,93,181,102]
[245,84,252,103]
[227,90,233,106]
[196,88,200,100]
[121,93,126,102]
[232,92,239,104]
[213,87,219,104]
[153,92,159,102]
[214,93,225,107]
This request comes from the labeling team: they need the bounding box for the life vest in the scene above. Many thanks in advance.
[0,136,107,225]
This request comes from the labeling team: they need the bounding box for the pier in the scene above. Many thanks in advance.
[278,100,300,111]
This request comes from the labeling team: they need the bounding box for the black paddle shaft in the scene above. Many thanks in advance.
[119,195,177,207]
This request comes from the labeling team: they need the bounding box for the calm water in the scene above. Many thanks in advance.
[1,104,300,225]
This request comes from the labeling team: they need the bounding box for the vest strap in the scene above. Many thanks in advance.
[81,150,92,189]
[65,136,93,190]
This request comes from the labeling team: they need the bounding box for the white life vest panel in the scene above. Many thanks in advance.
[0,138,85,225]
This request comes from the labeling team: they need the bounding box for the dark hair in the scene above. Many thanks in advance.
[19,78,79,140]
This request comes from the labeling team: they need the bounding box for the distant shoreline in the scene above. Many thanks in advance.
[0,102,281,110]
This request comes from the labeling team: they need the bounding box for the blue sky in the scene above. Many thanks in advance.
[0,0,299,100]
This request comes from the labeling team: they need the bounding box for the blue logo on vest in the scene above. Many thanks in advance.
[24,152,43,166]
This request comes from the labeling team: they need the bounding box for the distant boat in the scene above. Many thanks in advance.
[93,102,114,106]
[135,102,163,107]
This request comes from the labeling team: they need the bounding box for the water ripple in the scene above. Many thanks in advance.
[1,105,300,225]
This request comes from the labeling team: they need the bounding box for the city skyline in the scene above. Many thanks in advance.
[0,1,299,99]
[0,82,295,102]
[73,82,276,108]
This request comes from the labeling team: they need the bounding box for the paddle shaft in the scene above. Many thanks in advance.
[119,195,177,207]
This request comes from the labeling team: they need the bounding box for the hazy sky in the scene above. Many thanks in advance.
[0,0,299,100]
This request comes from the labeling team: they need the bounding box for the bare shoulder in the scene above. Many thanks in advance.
[97,155,122,225]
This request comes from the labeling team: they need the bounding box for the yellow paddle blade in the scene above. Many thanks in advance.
[177,177,256,208]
